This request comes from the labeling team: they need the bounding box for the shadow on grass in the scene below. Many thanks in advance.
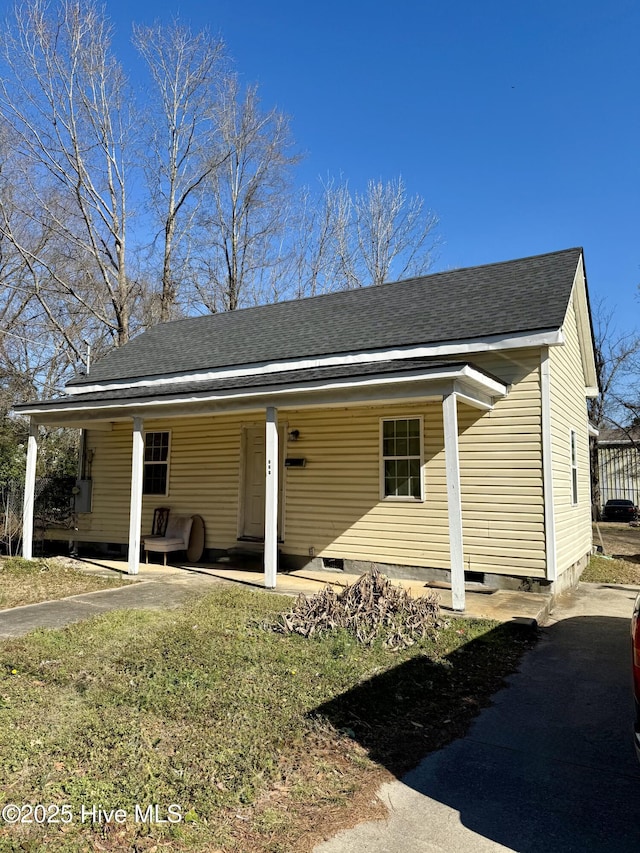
[312,620,537,779]
[612,553,640,565]
[314,613,640,853]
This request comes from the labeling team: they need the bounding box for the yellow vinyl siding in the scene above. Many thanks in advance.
[81,414,242,548]
[457,349,545,576]
[80,423,133,542]
[76,346,546,578]
[282,403,450,568]
[284,347,545,576]
[549,281,592,573]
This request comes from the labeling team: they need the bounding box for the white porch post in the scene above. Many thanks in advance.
[443,392,465,611]
[22,420,39,560]
[128,416,144,576]
[264,406,278,589]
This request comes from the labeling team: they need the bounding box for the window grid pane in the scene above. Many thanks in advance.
[144,432,169,463]
[382,418,422,499]
[143,432,169,495]
[143,464,168,495]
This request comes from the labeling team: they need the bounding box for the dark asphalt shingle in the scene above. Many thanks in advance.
[18,358,504,411]
[67,247,582,387]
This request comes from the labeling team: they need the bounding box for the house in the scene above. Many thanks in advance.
[15,247,598,611]
[597,427,640,510]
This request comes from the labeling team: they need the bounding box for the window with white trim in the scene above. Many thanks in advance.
[143,431,170,496]
[570,429,578,505]
[381,417,424,500]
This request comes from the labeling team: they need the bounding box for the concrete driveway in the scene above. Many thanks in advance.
[315,583,640,853]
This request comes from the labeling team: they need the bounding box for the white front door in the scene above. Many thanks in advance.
[241,425,284,539]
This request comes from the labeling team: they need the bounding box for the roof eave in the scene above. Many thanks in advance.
[15,363,509,425]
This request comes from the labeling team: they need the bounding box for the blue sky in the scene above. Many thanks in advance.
[97,1,640,330]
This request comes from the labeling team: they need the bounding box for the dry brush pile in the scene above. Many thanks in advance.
[274,569,441,649]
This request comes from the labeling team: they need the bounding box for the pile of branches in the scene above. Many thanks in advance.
[274,569,441,649]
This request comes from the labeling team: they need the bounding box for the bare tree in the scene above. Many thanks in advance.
[353,178,439,287]
[133,20,228,322]
[195,76,299,312]
[293,176,439,297]
[0,124,89,396]
[587,299,640,518]
[589,299,640,430]
[0,0,137,350]
[0,0,443,406]
[287,178,352,298]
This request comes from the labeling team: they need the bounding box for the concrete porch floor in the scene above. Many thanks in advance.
[75,557,552,625]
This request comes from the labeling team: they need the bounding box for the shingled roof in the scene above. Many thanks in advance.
[68,247,583,387]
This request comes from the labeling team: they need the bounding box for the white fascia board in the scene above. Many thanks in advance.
[21,363,508,419]
[34,392,451,427]
[570,256,599,393]
[65,328,561,395]
[457,365,508,397]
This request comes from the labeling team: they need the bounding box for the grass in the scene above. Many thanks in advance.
[581,554,640,585]
[0,557,128,609]
[0,586,536,852]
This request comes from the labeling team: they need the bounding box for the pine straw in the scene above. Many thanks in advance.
[274,568,441,649]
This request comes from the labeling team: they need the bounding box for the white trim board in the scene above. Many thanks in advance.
[19,364,509,420]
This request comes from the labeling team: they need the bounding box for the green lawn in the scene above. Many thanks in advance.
[0,587,536,852]
[0,557,129,610]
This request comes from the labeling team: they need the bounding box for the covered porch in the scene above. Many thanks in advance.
[18,361,508,612]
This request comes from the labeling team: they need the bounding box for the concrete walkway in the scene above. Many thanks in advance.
[0,572,218,639]
[314,582,640,853]
[0,557,550,639]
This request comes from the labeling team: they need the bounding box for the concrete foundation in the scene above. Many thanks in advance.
[282,551,591,602]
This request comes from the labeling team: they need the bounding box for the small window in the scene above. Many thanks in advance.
[381,417,423,500]
[570,429,578,505]
[143,431,170,496]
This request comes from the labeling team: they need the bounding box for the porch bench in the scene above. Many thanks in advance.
[143,514,193,565]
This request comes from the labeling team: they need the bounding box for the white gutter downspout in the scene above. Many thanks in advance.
[541,347,557,582]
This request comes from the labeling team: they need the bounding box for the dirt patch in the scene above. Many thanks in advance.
[593,522,640,560]
[584,523,640,585]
